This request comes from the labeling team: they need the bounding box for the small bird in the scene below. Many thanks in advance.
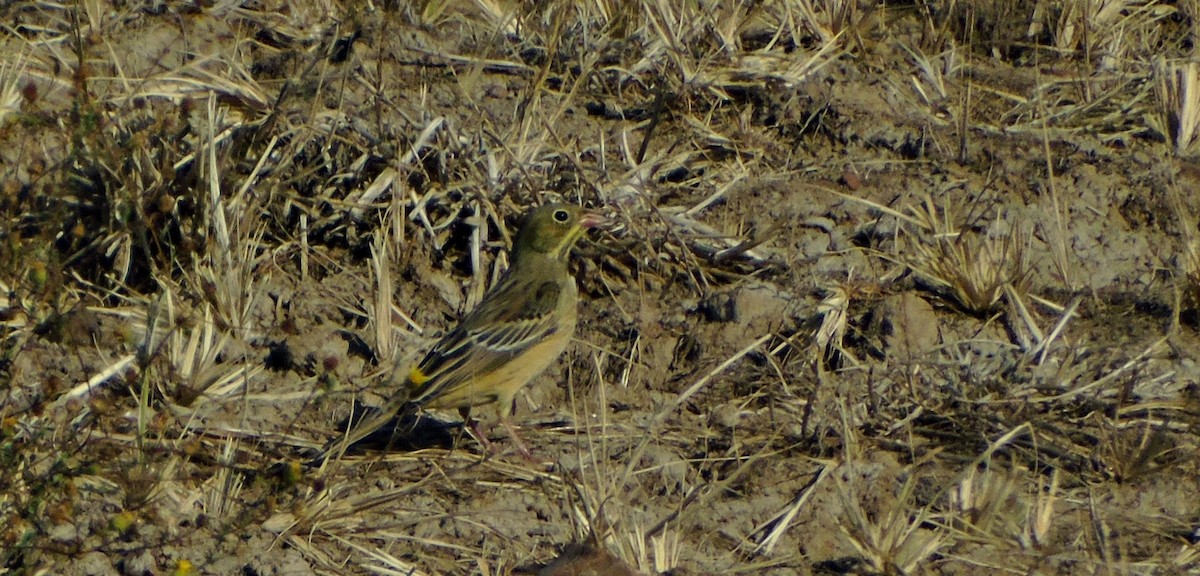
[323,203,602,460]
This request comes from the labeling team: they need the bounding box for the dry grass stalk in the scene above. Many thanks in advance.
[901,195,1031,315]
[1156,59,1200,154]
[952,0,1174,142]
[0,51,27,126]
[751,464,832,555]
[370,225,395,361]
[1043,0,1174,68]
[904,42,961,109]
[1168,186,1200,309]
[795,0,862,44]
[815,285,850,357]
[836,469,948,574]
[1037,123,1078,291]
[947,464,1022,541]
[838,191,1031,314]
[1028,467,1060,548]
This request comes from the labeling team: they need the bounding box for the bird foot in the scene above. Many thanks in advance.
[463,418,538,463]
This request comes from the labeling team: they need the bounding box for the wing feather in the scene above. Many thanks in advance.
[406,277,563,405]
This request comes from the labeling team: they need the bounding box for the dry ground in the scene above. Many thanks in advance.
[2,1,1200,575]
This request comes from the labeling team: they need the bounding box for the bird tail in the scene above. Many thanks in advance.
[309,386,420,467]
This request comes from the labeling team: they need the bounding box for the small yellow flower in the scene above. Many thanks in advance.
[172,559,195,576]
[111,510,136,534]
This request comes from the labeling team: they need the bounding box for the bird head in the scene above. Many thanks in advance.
[513,203,603,261]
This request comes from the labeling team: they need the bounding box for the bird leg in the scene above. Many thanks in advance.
[499,416,535,462]
[458,407,535,461]
[457,407,492,454]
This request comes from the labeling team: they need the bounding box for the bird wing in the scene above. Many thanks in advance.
[406,276,563,406]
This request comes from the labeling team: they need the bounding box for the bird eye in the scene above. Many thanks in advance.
[553,209,570,223]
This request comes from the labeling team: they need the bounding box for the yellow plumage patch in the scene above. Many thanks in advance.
[408,366,430,386]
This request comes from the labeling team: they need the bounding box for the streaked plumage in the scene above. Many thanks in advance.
[323,203,600,459]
